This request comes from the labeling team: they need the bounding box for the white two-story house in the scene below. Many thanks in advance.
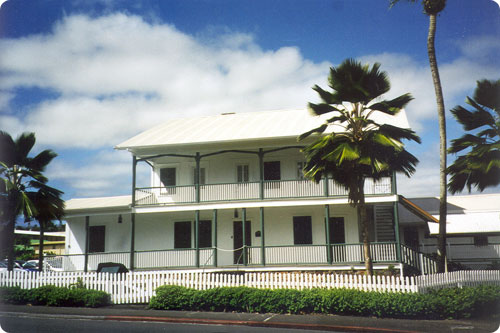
[61,109,438,274]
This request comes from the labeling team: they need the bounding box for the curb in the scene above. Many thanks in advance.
[104,315,423,333]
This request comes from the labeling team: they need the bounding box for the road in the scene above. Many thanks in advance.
[0,314,335,333]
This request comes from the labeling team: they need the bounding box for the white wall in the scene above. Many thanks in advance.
[66,204,359,267]
[150,150,306,187]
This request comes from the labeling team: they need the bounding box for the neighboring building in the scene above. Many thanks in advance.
[62,109,438,274]
[399,194,500,269]
[14,230,66,255]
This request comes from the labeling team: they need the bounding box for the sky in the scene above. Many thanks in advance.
[0,0,499,200]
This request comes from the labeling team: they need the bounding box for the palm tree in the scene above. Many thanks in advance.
[389,0,448,273]
[448,79,500,193]
[299,59,421,275]
[0,131,59,271]
[28,185,65,271]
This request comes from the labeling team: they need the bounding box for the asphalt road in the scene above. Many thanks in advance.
[0,313,335,333]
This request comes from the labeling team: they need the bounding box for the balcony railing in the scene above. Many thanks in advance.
[46,242,409,272]
[135,177,392,206]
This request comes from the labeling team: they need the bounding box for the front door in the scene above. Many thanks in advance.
[329,217,345,262]
[233,220,251,264]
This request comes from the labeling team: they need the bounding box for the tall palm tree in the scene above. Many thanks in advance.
[448,79,500,193]
[0,131,59,271]
[389,0,448,273]
[28,185,65,271]
[299,59,421,275]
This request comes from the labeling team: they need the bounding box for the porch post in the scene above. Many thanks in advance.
[129,213,136,270]
[84,216,89,272]
[132,156,137,206]
[391,171,397,195]
[213,209,218,267]
[324,175,329,197]
[195,210,200,267]
[242,207,247,266]
[393,199,402,263]
[258,148,264,200]
[195,152,201,203]
[260,207,265,266]
[130,155,137,271]
[325,205,332,264]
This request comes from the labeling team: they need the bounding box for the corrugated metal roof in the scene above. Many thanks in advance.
[65,195,132,213]
[428,212,500,235]
[115,108,410,150]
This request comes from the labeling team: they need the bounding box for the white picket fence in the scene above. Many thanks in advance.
[1,270,499,305]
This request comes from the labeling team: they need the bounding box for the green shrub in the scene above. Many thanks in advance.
[0,285,110,308]
[0,286,30,305]
[149,284,500,319]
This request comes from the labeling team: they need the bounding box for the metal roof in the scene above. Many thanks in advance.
[65,195,132,214]
[427,212,500,235]
[115,108,411,151]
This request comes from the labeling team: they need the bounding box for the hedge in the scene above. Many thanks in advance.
[149,285,500,319]
[0,286,111,308]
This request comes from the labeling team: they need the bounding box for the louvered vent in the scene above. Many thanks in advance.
[375,205,395,242]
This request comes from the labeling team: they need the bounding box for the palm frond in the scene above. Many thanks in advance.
[369,93,413,115]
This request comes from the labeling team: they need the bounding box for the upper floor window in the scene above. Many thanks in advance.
[237,164,249,183]
[174,221,191,249]
[160,167,176,187]
[192,167,206,185]
[297,162,305,180]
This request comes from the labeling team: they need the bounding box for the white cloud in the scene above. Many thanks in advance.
[0,14,329,148]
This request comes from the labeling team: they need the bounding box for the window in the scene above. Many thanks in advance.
[474,235,488,247]
[174,221,191,248]
[88,226,105,253]
[198,220,212,248]
[297,162,305,180]
[192,167,206,185]
[264,161,280,180]
[160,167,176,186]
[237,164,249,183]
[293,216,312,245]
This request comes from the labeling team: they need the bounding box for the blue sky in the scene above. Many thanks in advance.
[0,0,499,199]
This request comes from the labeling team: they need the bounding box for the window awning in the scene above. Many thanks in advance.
[399,196,438,223]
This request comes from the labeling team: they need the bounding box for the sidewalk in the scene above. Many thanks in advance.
[1,304,499,333]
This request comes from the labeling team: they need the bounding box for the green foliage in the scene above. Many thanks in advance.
[0,285,110,308]
[149,285,500,319]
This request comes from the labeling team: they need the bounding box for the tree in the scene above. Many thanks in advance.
[299,59,421,275]
[448,79,500,193]
[0,131,61,271]
[29,185,65,271]
[389,0,448,273]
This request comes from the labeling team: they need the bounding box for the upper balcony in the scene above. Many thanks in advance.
[134,177,393,207]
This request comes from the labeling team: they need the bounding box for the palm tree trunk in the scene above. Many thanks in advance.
[427,13,448,273]
[38,223,45,272]
[359,194,373,276]
[6,217,16,271]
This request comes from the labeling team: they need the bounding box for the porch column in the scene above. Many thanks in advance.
[213,209,218,267]
[195,210,200,267]
[195,152,201,203]
[260,207,265,266]
[393,200,401,263]
[242,208,247,266]
[324,175,329,197]
[391,171,397,195]
[325,205,332,264]
[130,213,136,271]
[84,216,89,272]
[258,148,264,200]
[131,156,137,206]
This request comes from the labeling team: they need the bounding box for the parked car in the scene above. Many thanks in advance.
[0,260,24,271]
[22,260,39,271]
